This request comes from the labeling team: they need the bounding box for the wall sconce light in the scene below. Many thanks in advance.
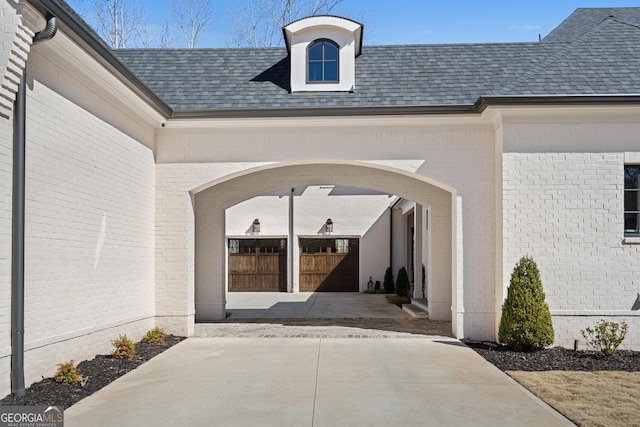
[325,218,333,233]
[252,218,260,233]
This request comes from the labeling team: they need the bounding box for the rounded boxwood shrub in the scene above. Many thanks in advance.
[383,267,395,294]
[498,256,554,351]
[396,267,410,298]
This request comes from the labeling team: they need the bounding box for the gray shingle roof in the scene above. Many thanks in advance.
[542,7,640,43]
[113,7,640,114]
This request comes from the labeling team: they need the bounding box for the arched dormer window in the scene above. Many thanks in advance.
[307,39,339,83]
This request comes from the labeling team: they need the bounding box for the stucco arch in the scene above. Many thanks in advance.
[191,160,462,336]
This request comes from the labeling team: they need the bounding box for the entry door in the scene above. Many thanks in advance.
[299,238,359,292]
[228,239,287,292]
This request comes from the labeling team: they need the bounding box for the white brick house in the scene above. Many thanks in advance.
[1,1,639,397]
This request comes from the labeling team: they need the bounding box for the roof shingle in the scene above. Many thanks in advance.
[113,7,640,114]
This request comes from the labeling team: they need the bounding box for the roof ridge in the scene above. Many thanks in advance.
[612,16,640,31]
[502,16,618,94]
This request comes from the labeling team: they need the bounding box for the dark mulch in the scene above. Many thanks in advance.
[465,341,640,372]
[0,335,184,409]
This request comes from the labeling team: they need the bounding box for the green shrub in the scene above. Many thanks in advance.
[54,360,83,384]
[581,320,629,356]
[386,294,410,305]
[142,327,167,345]
[383,267,395,294]
[396,267,410,298]
[112,334,136,360]
[498,256,554,351]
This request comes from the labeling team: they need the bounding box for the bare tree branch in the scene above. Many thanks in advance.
[83,0,147,48]
[227,0,347,47]
[171,0,214,48]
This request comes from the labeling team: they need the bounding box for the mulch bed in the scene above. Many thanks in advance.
[0,335,184,409]
[465,341,640,372]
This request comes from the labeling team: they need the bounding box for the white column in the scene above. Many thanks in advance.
[288,188,295,292]
[413,204,424,299]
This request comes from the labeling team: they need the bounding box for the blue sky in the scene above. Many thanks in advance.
[66,0,640,47]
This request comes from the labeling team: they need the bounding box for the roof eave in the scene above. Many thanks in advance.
[171,105,479,119]
[28,0,173,118]
[476,94,640,111]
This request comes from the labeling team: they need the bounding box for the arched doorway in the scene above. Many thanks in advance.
[191,160,462,336]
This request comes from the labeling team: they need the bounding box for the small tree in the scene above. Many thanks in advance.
[498,256,554,351]
[383,267,394,294]
[396,267,410,299]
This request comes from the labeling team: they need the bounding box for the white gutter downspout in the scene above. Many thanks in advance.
[11,14,57,398]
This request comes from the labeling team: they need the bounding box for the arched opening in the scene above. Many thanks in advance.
[191,160,463,337]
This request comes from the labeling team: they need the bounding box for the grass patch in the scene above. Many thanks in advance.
[385,295,410,305]
[507,371,640,427]
[225,311,232,318]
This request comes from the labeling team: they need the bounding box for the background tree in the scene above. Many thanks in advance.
[82,0,147,48]
[228,0,345,47]
[172,0,214,48]
[498,256,554,351]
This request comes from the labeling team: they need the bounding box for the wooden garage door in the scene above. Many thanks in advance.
[228,239,287,292]
[299,238,359,292]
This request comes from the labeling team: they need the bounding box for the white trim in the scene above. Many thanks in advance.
[624,152,640,163]
[551,310,640,316]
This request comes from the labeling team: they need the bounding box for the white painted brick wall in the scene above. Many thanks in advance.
[0,2,38,119]
[156,125,497,340]
[503,120,640,348]
[155,162,266,335]
[0,113,13,396]
[0,49,157,396]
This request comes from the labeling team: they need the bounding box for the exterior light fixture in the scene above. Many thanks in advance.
[252,218,260,233]
[325,218,333,233]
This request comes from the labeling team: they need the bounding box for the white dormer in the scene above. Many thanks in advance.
[283,16,363,92]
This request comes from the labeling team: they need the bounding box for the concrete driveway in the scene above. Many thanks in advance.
[64,293,574,426]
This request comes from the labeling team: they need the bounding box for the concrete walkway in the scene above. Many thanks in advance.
[225,292,410,319]
[64,294,574,426]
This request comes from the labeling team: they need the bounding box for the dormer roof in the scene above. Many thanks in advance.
[283,16,364,57]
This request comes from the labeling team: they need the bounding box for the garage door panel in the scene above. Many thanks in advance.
[229,255,256,273]
[300,255,327,273]
[299,274,326,292]
[299,238,359,292]
[258,254,280,274]
[229,239,287,292]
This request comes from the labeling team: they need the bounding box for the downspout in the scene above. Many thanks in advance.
[11,14,57,398]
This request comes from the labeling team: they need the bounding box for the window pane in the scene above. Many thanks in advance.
[625,190,638,211]
[335,239,349,253]
[309,43,323,60]
[229,239,239,254]
[625,166,639,189]
[309,62,322,81]
[625,213,639,234]
[324,43,338,60]
[324,62,338,81]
